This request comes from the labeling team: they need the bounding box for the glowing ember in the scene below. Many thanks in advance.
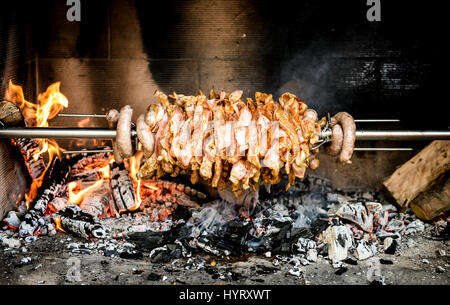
[67,164,110,205]
[142,182,159,191]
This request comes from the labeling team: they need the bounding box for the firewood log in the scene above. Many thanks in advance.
[19,157,71,237]
[110,162,137,213]
[383,140,450,220]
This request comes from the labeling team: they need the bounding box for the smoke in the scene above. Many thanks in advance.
[189,200,237,237]
[277,53,334,117]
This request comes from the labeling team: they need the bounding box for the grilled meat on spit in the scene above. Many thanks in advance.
[109,90,355,200]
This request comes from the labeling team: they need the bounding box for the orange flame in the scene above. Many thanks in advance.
[67,164,110,205]
[5,81,68,208]
[53,217,66,233]
[127,151,144,211]
[142,182,159,191]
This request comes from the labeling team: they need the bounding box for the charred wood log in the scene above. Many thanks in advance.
[52,204,106,239]
[79,185,113,218]
[110,162,137,213]
[19,157,71,237]
[127,222,187,252]
[71,152,110,170]
[12,138,46,180]
[70,167,105,182]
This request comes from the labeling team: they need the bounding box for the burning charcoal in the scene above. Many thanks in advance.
[320,225,353,262]
[379,258,393,265]
[385,218,405,232]
[48,197,67,213]
[52,204,106,240]
[2,211,20,229]
[328,202,374,232]
[383,237,397,255]
[354,240,377,260]
[334,266,348,275]
[405,220,425,235]
[433,220,448,236]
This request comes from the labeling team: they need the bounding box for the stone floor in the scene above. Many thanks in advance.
[1,231,448,285]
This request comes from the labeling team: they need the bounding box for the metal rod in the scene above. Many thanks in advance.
[58,113,401,124]
[354,147,413,151]
[57,113,106,118]
[321,130,450,141]
[354,119,400,123]
[0,127,117,139]
[0,127,449,141]
[63,149,114,154]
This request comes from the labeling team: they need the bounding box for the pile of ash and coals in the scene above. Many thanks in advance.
[2,171,448,285]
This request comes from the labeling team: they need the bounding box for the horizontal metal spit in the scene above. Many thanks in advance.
[0,127,449,141]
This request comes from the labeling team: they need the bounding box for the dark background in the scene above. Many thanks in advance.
[0,0,447,188]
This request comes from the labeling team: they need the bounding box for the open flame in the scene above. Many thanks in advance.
[53,217,66,233]
[128,151,144,211]
[67,164,111,205]
[5,81,68,208]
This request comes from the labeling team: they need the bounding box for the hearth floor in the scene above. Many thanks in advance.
[1,232,448,285]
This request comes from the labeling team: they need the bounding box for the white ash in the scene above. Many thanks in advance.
[0,174,440,278]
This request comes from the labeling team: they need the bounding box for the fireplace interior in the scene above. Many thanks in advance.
[0,0,448,285]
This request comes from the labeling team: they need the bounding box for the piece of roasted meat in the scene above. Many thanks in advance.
[108,89,355,197]
[110,90,327,195]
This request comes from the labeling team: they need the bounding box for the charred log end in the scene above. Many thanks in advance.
[0,100,25,127]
